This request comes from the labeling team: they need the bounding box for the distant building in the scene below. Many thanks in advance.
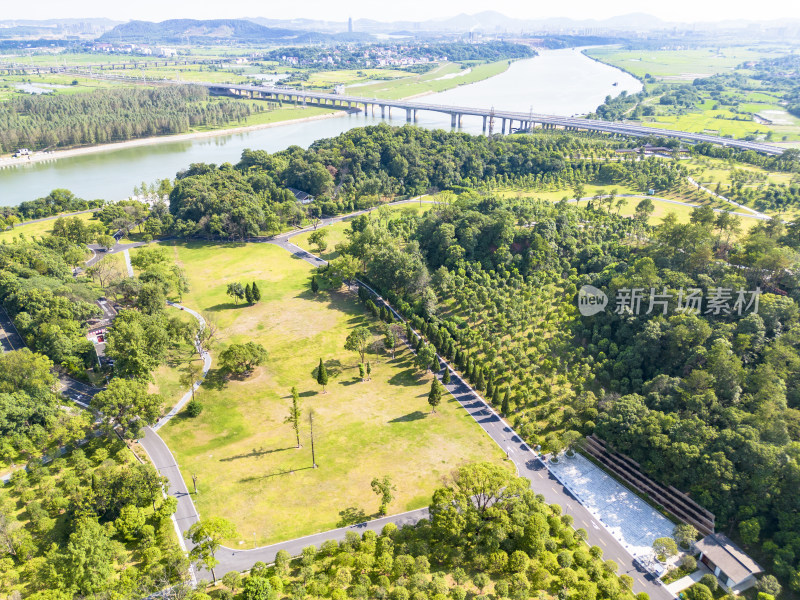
[695,533,763,592]
[348,17,353,33]
[334,84,345,95]
[287,187,315,205]
[158,47,177,57]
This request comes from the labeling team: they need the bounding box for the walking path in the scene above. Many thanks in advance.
[3,198,674,597]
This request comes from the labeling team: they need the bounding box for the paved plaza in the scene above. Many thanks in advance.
[547,453,675,557]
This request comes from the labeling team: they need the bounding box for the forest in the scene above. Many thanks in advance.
[0,85,257,153]
[167,125,688,240]
[320,189,800,595]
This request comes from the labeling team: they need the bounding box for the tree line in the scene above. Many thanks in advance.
[0,85,258,153]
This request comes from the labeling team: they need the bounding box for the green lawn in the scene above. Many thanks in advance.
[157,241,507,546]
[0,211,96,242]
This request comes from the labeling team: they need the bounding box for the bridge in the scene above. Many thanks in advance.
[196,81,785,156]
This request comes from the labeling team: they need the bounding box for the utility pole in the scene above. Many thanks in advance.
[309,410,317,468]
[191,473,198,494]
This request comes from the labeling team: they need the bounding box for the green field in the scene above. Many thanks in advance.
[0,211,96,242]
[156,241,507,546]
[585,46,778,80]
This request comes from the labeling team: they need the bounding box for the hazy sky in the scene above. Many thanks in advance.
[4,0,800,23]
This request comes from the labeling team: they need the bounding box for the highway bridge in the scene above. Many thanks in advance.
[198,81,785,156]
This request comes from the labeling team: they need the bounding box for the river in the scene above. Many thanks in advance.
[0,48,640,206]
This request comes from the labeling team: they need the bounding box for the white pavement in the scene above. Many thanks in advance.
[548,453,675,557]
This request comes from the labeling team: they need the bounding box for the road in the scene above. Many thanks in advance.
[130,206,673,597]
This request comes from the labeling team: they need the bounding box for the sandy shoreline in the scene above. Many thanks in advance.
[0,110,346,167]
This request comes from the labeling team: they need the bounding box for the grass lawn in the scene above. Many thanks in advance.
[157,240,507,546]
[0,211,96,242]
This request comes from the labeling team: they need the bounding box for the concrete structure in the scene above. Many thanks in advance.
[196,81,785,156]
[695,533,763,592]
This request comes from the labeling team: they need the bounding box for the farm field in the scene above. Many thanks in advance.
[156,241,507,546]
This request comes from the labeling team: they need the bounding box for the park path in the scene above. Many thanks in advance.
[130,202,672,597]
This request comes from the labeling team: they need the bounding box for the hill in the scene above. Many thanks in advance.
[99,18,330,44]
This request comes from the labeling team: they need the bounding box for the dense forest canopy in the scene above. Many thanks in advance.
[0,85,257,153]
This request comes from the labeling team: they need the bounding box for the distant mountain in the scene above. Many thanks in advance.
[99,19,344,44]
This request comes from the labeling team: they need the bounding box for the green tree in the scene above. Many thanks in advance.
[61,518,116,595]
[428,379,443,413]
[311,276,319,295]
[739,518,760,545]
[371,476,397,516]
[285,386,302,448]
[226,282,245,305]
[345,327,371,364]
[308,229,329,254]
[222,571,243,594]
[443,368,451,385]
[251,281,261,302]
[316,358,329,393]
[244,283,254,304]
[220,342,268,375]
[653,537,678,561]
[90,378,162,440]
[673,523,699,549]
[185,517,238,584]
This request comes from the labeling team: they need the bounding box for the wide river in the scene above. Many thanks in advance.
[0,48,640,206]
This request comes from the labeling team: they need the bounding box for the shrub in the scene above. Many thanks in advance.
[186,399,203,417]
[680,555,697,572]
[699,574,718,592]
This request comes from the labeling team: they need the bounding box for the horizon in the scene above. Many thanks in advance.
[3,2,800,26]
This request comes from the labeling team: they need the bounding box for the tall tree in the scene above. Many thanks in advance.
[251,281,261,302]
[185,517,238,584]
[371,476,397,516]
[316,358,328,393]
[428,379,443,413]
[244,283,254,304]
[285,386,302,449]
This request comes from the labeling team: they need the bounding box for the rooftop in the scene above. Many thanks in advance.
[695,533,763,583]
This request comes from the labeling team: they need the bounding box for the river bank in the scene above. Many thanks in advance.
[0,110,347,168]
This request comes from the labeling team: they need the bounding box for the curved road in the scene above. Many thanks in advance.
[134,210,672,598]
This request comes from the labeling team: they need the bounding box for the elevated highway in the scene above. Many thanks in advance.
[199,81,785,156]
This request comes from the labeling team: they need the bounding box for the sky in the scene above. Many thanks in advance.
[3,0,800,23]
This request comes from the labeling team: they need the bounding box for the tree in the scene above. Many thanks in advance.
[285,387,302,448]
[739,519,761,545]
[383,325,400,359]
[226,282,245,305]
[311,276,319,295]
[428,379,443,413]
[316,358,328,393]
[179,359,204,403]
[309,409,318,468]
[344,327,371,364]
[222,571,243,594]
[308,229,329,254]
[61,518,116,595]
[186,399,203,418]
[244,283,254,304]
[673,523,699,549]
[443,368,451,385]
[501,389,510,416]
[359,363,366,382]
[90,378,162,440]
[251,282,261,303]
[185,517,238,584]
[97,235,117,251]
[756,575,782,597]
[652,537,678,561]
[220,342,268,375]
[416,344,436,373]
[371,476,397,516]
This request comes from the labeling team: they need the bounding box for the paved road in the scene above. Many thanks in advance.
[84,240,146,268]
[267,232,673,600]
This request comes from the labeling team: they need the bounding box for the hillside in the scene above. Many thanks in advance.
[99,18,329,44]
